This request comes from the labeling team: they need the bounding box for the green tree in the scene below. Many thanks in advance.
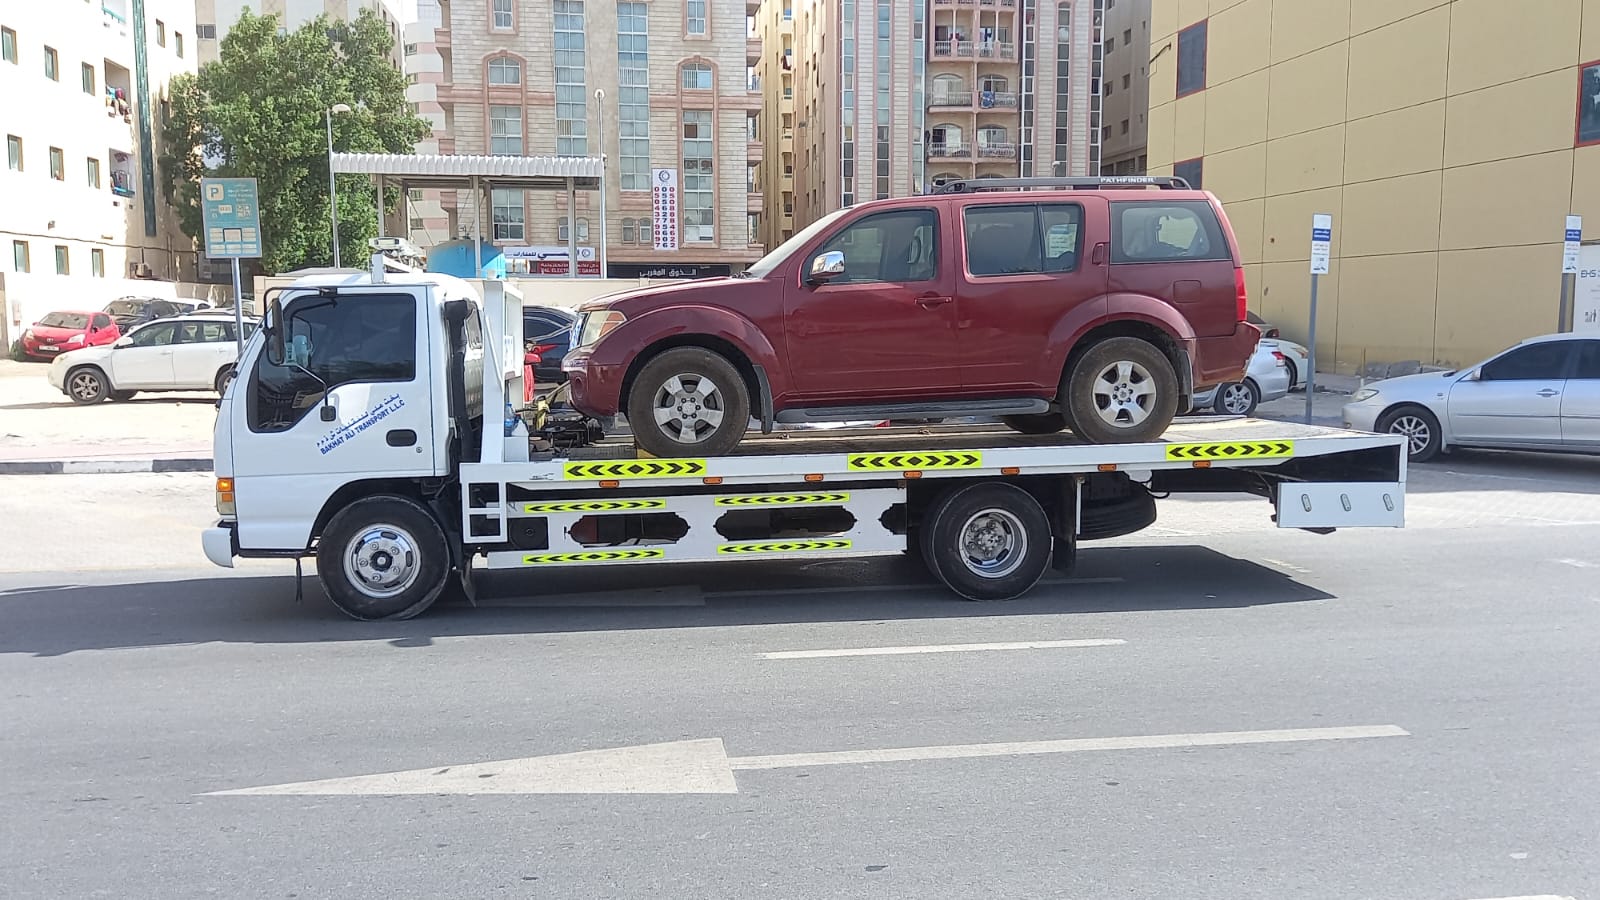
[159,9,430,272]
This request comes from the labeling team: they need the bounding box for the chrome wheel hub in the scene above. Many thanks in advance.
[1389,416,1432,455]
[344,524,422,600]
[959,508,1026,578]
[652,373,727,444]
[1092,360,1156,428]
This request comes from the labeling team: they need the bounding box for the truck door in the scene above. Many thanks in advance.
[230,288,440,552]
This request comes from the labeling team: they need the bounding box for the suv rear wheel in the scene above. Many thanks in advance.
[626,347,751,458]
[1063,337,1179,444]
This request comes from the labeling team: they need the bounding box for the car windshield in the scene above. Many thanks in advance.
[38,312,90,329]
[104,300,149,316]
[743,207,854,279]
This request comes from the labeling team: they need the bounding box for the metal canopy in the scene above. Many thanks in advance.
[329,152,604,191]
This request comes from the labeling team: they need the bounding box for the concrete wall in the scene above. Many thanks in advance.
[1148,0,1600,373]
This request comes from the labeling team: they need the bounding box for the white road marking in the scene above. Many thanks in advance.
[762,639,1126,659]
[1554,558,1594,569]
[1261,557,1312,575]
[206,724,1407,796]
[1463,895,1575,900]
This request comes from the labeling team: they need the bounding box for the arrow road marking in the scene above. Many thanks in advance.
[762,639,1126,659]
[205,724,1407,797]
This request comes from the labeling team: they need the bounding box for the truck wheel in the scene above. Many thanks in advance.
[66,366,109,404]
[626,347,750,458]
[919,482,1052,601]
[1376,405,1442,463]
[1063,337,1179,443]
[1001,412,1068,435]
[317,495,450,621]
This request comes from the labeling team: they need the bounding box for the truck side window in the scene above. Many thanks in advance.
[248,293,418,433]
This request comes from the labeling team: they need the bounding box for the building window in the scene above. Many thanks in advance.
[6,134,20,171]
[1105,35,1114,52]
[1054,2,1072,173]
[86,156,100,187]
[54,245,69,275]
[617,2,650,190]
[621,217,637,243]
[488,56,521,85]
[491,188,524,241]
[43,45,57,80]
[175,31,183,57]
[1578,62,1600,147]
[49,146,63,180]
[557,216,590,243]
[196,24,216,39]
[681,61,712,90]
[404,42,418,55]
[553,0,587,156]
[489,104,522,154]
[493,0,513,30]
[408,188,423,201]
[1123,28,1132,44]
[1123,73,1131,89]
[1173,157,1203,189]
[681,109,715,243]
[155,20,165,46]
[687,0,707,36]
[1,27,15,64]
[748,212,760,244]
[13,240,29,273]
[91,248,104,277]
[1120,118,1129,135]
[81,62,95,93]
[1176,20,1207,97]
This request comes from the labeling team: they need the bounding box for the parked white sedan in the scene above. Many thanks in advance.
[1191,339,1293,416]
[47,313,256,404]
[1342,333,1600,462]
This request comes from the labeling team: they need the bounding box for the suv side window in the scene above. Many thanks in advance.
[130,322,176,347]
[1480,342,1572,381]
[1110,200,1229,263]
[815,209,938,284]
[248,294,418,433]
[964,203,1084,276]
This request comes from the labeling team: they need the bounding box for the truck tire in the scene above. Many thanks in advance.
[317,495,451,621]
[1063,337,1179,444]
[1001,412,1068,435]
[626,347,750,458]
[919,482,1052,601]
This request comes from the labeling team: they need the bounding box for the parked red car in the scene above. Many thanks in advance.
[20,310,120,361]
[563,177,1259,457]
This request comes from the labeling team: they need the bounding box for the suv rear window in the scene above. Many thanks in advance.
[1110,200,1230,264]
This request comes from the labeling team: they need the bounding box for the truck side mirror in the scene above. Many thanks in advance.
[808,250,846,285]
[264,296,287,366]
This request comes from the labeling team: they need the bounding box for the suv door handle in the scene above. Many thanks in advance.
[916,294,953,307]
[1536,389,1560,397]
[1091,242,1108,266]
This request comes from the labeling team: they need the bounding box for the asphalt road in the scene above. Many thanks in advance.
[2,451,1598,899]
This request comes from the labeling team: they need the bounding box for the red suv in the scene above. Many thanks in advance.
[564,177,1259,458]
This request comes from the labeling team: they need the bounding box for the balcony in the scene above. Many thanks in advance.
[747,0,760,15]
[928,142,971,159]
[929,89,972,108]
[933,0,955,5]
[979,0,1018,6]
[932,40,975,59]
[976,90,1018,109]
[977,42,1017,60]
[747,192,763,212]
[747,138,763,159]
[747,37,761,67]
[977,142,1017,159]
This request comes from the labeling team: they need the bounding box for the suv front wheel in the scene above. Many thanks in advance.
[1064,337,1180,444]
[626,347,751,458]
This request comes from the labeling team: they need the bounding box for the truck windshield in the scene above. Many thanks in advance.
[742,207,853,279]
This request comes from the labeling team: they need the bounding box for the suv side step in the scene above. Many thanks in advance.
[774,398,1051,424]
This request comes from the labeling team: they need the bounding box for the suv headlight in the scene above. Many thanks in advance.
[577,310,627,347]
[1351,388,1379,403]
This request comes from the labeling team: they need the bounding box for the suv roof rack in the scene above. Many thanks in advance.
[931,175,1192,195]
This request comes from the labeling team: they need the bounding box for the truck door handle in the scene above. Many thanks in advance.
[1536,389,1560,397]
[916,294,953,308]
[386,429,418,447]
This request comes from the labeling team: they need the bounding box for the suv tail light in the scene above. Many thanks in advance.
[1234,267,1249,323]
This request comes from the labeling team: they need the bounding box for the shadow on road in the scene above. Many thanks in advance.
[0,545,1332,656]
[1404,449,1600,495]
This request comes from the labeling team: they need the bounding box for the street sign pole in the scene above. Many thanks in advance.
[1560,214,1582,332]
[199,177,263,355]
[1306,214,1332,424]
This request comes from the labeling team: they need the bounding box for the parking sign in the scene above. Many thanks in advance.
[200,177,262,259]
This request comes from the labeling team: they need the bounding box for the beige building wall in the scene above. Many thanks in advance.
[430,0,763,274]
[1,0,199,340]
[1149,0,1600,373]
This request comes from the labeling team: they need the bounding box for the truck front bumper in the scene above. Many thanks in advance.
[202,521,237,568]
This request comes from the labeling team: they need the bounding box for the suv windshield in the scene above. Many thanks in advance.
[104,299,151,316]
[743,207,853,279]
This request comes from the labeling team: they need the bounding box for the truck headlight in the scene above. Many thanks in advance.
[215,477,236,515]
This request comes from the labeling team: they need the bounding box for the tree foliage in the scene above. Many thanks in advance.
[159,9,430,272]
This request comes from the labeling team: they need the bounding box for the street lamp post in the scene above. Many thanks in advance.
[326,103,353,268]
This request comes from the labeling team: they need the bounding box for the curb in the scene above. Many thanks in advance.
[0,458,213,475]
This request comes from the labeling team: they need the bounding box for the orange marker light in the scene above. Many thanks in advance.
[1192,460,1212,468]
[903,470,923,479]
[804,473,825,482]
[599,479,621,489]
[1001,466,1021,476]
[703,476,724,485]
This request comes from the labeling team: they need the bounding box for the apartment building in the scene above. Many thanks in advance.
[750,0,794,247]
[402,0,452,248]
[769,0,1106,234]
[1,0,197,340]
[1098,0,1147,174]
[1148,0,1600,372]
[195,0,405,65]
[413,0,764,277]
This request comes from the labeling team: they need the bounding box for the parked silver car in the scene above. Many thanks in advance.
[1341,333,1600,462]
[1191,340,1292,416]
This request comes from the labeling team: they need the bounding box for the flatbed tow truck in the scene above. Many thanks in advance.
[202,260,1406,620]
